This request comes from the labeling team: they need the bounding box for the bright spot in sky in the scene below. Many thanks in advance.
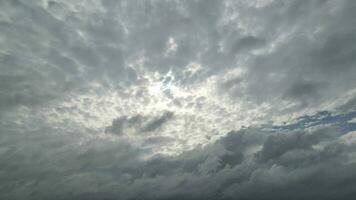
[148,71,187,99]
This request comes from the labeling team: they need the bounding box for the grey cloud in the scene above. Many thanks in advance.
[141,111,174,132]
[105,111,174,135]
[219,0,356,111]
[142,136,176,147]
[2,0,355,115]
[338,97,356,113]
[1,0,356,199]
[256,126,341,163]
[0,0,130,106]
[283,80,326,106]
[229,36,266,55]
[105,114,143,135]
[2,123,356,200]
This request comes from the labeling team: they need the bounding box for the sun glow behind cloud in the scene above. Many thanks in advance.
[2,0,356,199]
[22,54,356,156]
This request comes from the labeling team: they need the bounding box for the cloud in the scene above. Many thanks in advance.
[218,0,356,113]
[229,36,266,55]
[1,0,356,199]
[1,122,356,200]
[105,111,174,135]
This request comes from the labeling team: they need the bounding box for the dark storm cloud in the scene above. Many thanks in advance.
[1,121,356,200]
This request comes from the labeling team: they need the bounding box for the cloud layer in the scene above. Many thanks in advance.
[1,0,356,199]
[1,124,356,200]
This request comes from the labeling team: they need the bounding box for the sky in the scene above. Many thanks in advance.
[1,0,356,199]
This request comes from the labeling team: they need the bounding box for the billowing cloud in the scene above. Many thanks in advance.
[1,124,356,200]
[1,0,356,199]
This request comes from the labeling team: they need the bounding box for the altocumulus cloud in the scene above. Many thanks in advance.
[0,0,356,199]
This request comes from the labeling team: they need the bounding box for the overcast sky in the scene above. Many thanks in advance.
[1,0,356,199]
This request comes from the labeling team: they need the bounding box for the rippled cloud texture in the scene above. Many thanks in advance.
[1,0,356,199]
